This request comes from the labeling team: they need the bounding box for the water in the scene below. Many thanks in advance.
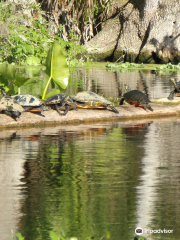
[1,64,180,100]
[1,118,180,240]
[1,66,180,240]
[67,67,180,99]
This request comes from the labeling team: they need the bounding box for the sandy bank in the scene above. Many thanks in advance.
[1,102,180,129]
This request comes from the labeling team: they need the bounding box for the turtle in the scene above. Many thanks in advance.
[120,84,153,111]
[44,94,77,115]
[167,77,180,100]
[0,96,24,121]
[72,91,119,113]
[11,94,48,117]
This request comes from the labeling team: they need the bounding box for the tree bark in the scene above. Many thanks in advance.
[85,0,180,63]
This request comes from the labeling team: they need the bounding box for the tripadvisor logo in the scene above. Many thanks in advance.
[135,227,143,235]
[135,227,174,235]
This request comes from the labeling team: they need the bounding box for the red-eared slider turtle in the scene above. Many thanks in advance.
[120,84,153,111]
[167,77,180,100]
[44,94,77,115]
[11,94,47,117]
[72,91,119,113]
[0,96,24,121]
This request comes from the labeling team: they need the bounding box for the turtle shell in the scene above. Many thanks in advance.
[44,94,76,108]
[44,94,77,115]
[44,94,70,105]
[0,96,24,112]
[72,91,119,113]
[11,94,43,106]
[0,96,24,120]
[123,90,153,111]
[123,90,150,105]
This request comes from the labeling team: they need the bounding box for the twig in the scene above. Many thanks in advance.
[115,54,125,63]
[100,235,105,240]
[5,38,15,47]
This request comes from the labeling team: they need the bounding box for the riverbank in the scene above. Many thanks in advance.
[1,102,180,129]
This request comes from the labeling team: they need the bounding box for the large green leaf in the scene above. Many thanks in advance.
[42,41,69,99]
[44,89,61,100]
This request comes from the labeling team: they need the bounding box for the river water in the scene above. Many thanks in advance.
[1,67,180,240]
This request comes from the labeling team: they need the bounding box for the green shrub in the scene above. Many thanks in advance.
[0,1,87,65]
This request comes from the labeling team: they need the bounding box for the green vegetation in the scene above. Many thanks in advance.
[0,1,51,64]
[42,41,69,99]
[155,62,180,71]
[0,41,69,98]
[0,1,87,65]
[106,62,180,71]
[15,231,111,240]
[14,233,24,240]
[14,231,77,240]
[106,62,144,69]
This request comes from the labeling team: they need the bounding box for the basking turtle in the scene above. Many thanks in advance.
[72,91,119,113]
[120,84,153,111]
[11,94,47,116]
[167,77,180,100]
[0,96,24,121]
[44,94,77,115]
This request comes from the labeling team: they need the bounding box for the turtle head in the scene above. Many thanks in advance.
[170,78,177,88]
[124,84,131,92]
[63,95,70,102]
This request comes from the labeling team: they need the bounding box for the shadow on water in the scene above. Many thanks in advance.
[1,118,180,240]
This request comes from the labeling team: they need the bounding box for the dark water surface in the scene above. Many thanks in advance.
[1,117,180,240]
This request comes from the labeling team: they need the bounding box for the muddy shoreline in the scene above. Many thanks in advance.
[0,103,180,129]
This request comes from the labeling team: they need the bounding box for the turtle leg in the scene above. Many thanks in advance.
[109,105,119,113]
[11,111,21,121]
[2,110,21,121]
[23,106,45,117]
[32,111,45,117]
[147,105,153,111]
[55,104,66,115]
[142,104,147,111]
[168,91,174,100]
[120,97,125,105]
[63,105,70,116]
[55,105,70,116]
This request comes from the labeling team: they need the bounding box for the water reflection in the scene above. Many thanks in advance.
[1,119,180,240]
[68,68,180,100]
[1,64,179,101]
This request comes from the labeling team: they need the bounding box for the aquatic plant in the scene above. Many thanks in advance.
[42,41,69,100]
[155,62,180,71]
[0,41,70,98]
[106,62,144,69]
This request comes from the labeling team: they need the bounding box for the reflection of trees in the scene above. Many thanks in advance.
[69,67,177,101]
[149,120,180,239]
[18,124,149,240]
